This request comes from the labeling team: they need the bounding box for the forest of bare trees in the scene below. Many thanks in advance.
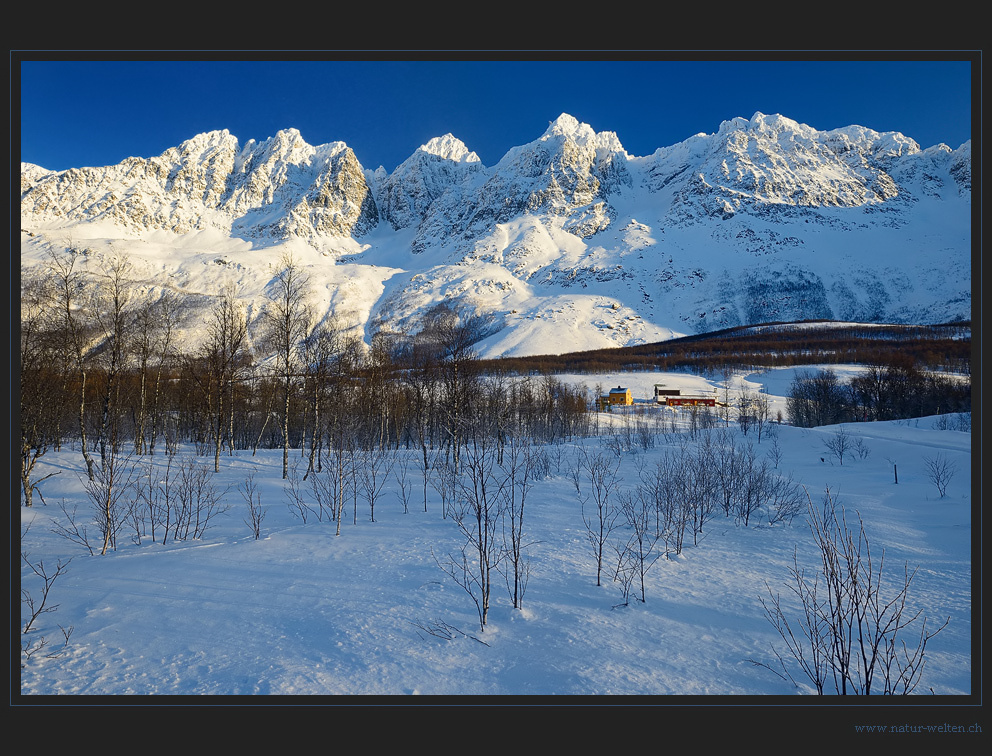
[19,245,972,513]
[480,320,972,378]
[18,248,591,512]
[20,245,968,692]
[785,364,971,428]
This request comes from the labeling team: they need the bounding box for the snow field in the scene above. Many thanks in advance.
[18,369,972,698]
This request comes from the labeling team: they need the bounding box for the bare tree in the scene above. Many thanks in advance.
[358,330,394,451]
[90,251,136,471]
[260,253,313,479]
[132,454,170,544]
[736,386,756,436]
[170,457,230,542]
[616,488,664,603]
[284,458,317,523]
[763,469,808,526]
[397,332,441,512]
[922,453,958,498]
[195,286,249,472]
[21,542,74,662]
[309,417,357,535]
[150,454,178,544]
[300,319,350,479]
[787,369,850,428]
[685,434,720,543]
[499,432,535,610]
[240,471,266,539]
[755,550,831,694]
[766,427,784,469]
[83,447,137,555]
[393,451,414,514]
[129,291,179,456]
[719,367,735,427]
[753,391,771,443]
[429,450,458,520]
[852,435,872,461]
[735,444,769,527]
[437,429,505,631]
[610,538,637,608]
[358,444,394,522]
[145,292,181,456]
[756,489,949,694]
[48,244,97,480]
[19,270,61,506]
[21,541,73,635]
[639,448,689,556]
[417,303,487,474]
[713,432,746,519]
[308,447,349,526]
[130,297,156,456]
[248,367,279,457]
[823,426,852,466]
[578,449,622,586]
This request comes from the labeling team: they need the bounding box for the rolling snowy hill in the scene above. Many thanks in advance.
[18,375,973,698]
[20,112,971,359]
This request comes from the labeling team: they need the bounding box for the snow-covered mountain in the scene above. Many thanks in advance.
[19,112,972,358]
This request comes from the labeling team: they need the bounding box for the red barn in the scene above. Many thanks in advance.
[654,384,718,407]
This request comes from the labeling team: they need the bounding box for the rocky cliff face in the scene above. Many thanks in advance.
[21,127,380,241]
[20,112,971,358]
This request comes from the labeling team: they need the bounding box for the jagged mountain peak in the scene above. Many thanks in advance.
[538,112,627,155]
[175,128,238,149]
[711,111,923,160]
[720,111,812,138]
[635,110,958,214]
[374,134,485,232]
[542,113,594,142]
[238,128,314,166]
[491,113,628,170]
[821,122,921,157]
[20,111,970,359]
[419,134,480,163]
[231,128,356,175]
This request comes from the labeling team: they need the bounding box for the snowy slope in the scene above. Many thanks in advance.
[20,112,972,359]
[18,370,972,699]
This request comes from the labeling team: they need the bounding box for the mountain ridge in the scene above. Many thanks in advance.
[20,112,971,359]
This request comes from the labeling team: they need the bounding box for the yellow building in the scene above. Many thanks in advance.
[608,386,633,406]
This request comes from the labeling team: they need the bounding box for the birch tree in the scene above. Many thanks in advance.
[500,432,534,610]
[48,244,97,480]
[578,449,622,586]
[198,286,249,472]
[757,489,950,694]
[260,253,313,479]
[437,428,505,631]
[90,251,135,471]
[19,271,61,506]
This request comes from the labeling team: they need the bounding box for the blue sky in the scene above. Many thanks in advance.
[17,55,975,173]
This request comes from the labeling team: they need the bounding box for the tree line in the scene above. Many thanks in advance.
[19,246,589,508]
[19,244,971,508]
[785,363,972,428]
[480,320,972,378]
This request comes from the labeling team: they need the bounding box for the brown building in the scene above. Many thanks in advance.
[654,384,719,407]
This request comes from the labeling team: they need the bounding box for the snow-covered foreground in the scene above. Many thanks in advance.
[17,369,973,704]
